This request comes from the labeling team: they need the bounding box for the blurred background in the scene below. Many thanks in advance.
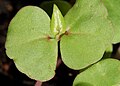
[0,0,120,86]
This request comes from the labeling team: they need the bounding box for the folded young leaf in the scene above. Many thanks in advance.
[40,0,71,17]
[5,6,57,81]
[51,4,66,36]
[61,0,113,69]
[73,59,120,86]
[102,0,120,44]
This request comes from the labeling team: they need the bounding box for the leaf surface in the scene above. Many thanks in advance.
[61,0,113,69]
[102,0,120,44]
[51,5,66,36]
[61,34,105,69]
[5,6,57,81]
[73,59,120,86]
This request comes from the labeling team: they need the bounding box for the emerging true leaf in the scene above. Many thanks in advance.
[5,6,57,81]
[73,59,120,86]
[51,4,66,37]
[40,0,71,17]
[102,0,120,44]
[61,0,113,69]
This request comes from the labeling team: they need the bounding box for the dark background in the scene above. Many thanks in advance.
[0,0,120,86]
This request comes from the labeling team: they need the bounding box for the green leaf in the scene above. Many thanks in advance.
[61,0,113,69]
[103,44,113,59]
[5,6,57,81]
[61,34,105,69]
[102,0,120,44]
[40,1,71,17]
[73,59,120,86]
[51,4,66,36]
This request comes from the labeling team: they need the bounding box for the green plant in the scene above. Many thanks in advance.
[5,0,120,86]
[40,0,72,17]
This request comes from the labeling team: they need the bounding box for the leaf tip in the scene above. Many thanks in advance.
[50,4,66,38]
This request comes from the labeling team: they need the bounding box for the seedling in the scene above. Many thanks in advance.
[5,0,120,86]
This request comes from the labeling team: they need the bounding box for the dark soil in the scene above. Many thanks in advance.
[0,0,119,86]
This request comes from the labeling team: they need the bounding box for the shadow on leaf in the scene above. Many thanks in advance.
[74,82,93,86]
